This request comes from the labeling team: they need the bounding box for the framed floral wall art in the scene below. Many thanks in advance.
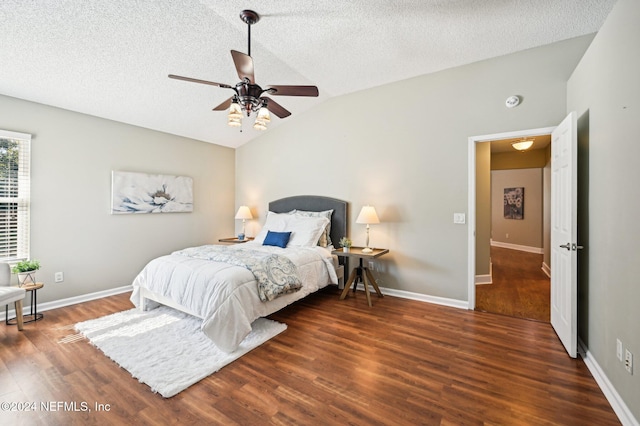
[111,171,193,214]
[503,187,524,220]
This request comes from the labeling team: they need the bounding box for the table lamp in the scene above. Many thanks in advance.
[235,206,253,240]
[356,205,380,253]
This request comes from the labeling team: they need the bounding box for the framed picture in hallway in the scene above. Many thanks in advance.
[503,187,524,220]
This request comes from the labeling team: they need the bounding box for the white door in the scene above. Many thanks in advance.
[550,111,578,358]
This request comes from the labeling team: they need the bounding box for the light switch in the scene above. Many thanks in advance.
[453,213,466,224]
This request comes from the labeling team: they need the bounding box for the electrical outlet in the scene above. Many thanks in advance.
[617,339,623,361]
[54,272,64,283]
[625,349,633,374]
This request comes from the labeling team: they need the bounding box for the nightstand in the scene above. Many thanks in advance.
[6,282,44,325]
[218,237,254,244]
[332,247,389,307]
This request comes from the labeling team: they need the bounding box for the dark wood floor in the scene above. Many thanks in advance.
[1,286,619,425]
[475,246,550,322]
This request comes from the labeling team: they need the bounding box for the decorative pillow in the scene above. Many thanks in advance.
[286,215,330,247]
[262,230,291,248]
[292,209,334,247]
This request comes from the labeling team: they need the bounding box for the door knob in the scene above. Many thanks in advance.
[559,243,571,250]
[572,244,584,251]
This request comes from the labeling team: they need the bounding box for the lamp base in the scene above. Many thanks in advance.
[361,247,373,253]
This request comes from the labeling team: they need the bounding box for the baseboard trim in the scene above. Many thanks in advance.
[541,262,551,278]
[5,285,133,319]
[355,283,469,310]
[475,262,493,285]
[491,240,543,254]
[475,274,492,285]
[10,283,470,320]
[578,339,639,426]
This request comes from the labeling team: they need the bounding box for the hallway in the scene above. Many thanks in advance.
[475,246,550,322]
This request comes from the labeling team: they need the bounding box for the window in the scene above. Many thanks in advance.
[0,130,31,262]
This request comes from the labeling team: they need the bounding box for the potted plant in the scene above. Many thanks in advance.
[12,259,41,287]
[339,237,352,252]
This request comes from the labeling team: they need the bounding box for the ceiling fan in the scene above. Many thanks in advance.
[169,10,319,130]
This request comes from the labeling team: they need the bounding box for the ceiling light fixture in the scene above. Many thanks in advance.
[252,104,271,130]
[227,98,243,127]
[512,139,534,151]
[170,10,319,132]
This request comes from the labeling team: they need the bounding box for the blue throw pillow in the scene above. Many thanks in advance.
[263,230,291,248]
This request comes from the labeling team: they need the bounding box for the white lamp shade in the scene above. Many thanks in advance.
[253,119,267,131]
[356,206,380,224]
[228,101,242,120]
[257,106,271,123]
[234,206,253,220]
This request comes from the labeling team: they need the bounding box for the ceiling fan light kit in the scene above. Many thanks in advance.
[169,10,318,132]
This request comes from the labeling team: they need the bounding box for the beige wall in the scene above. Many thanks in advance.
[491,168,543,249]
[568,0,640,419]
[491,149,548,170]
[237,35,592,301]
[475,143,491,276]
[0,94,236,304]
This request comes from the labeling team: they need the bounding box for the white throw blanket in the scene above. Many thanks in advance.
[173,245,302,301]
[130,242,337,352]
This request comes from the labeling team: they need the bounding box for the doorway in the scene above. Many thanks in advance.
[478,137,551,321]
[467,127,555,319]
[469,113,579,357]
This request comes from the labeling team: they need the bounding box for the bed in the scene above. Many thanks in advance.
[130,195,347,352]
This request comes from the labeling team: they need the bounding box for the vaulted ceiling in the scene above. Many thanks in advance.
[1,1,617,148]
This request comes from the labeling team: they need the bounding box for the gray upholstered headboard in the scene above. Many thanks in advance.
[269,195,348,252]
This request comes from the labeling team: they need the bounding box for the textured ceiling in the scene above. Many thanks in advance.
[1,0,616,148]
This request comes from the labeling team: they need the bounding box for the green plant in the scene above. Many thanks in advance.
[339,237,352,248]
[12,259,41,273]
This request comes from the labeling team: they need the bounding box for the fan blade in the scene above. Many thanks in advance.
[213,97,233,111]
[168,74,233,89]
[263,97,291,118]
[231,50,255,83]
[265,85,319,97]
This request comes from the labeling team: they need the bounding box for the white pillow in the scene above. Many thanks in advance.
[292,209,333,247]
[253,211,291,244]
[287,215,331,247]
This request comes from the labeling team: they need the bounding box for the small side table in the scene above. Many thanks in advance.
[218,237,254,244]
[6,282,44,325]
[332,247,389,307]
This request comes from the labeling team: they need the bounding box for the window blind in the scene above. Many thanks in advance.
[0,130,31,262]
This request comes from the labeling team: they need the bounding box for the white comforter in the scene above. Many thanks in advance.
[130,241,338,352]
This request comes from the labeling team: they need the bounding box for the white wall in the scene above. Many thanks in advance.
[0,94,236,304]
[237,35,593,302]
[568,0,640,420]
[491,168,543,249]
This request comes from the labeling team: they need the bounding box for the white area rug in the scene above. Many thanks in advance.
[75,306,286,398]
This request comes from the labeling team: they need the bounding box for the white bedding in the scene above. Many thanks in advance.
[130,241,338,352]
